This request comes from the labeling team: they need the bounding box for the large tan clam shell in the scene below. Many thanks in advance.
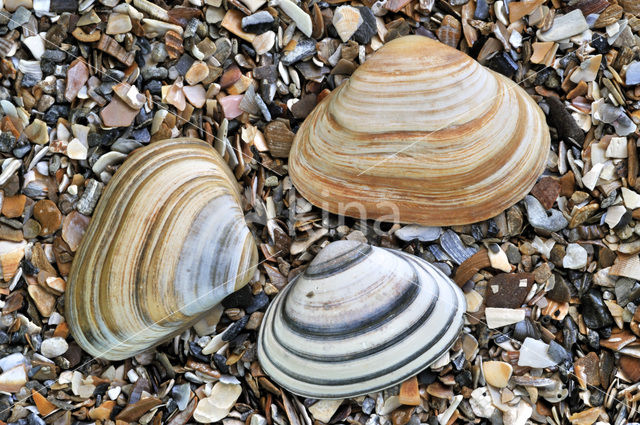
[289,35,550,226]
[66,138,258,360]
[258,240,466,398]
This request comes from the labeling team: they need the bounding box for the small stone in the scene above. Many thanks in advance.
[545,96,585,145]
[264,120,294,158]
[517,338,557,368]
[106,13,132,34]
[563,243,587,269]
[183,85,206,108]
[67,139,88,160]
[65,58,89,102]
[605,205,628,228]
[581,290,614,329]
[24,119,49,145]
[399,377,420,406]
[252,31,275,55]
[115,397,162,422]
[570,54,602,83]
[221,9,256,42]
[333,6,362,42]
[568,407,604,425]
[308,399,343,423]
[220,95,244,119]
[353,7,376,44]
[100,97,140,127]
[8,6,31,30]
[28,284,56,317]
[273,0,312,37]
[619,355,640,381]
[395,225,441,242]
[530,177,560,210]
[485,273,533,308]
[606,136,627,158]
[241,11,274,34]
[62,211,90,251]
[33,199,62,236]
[0,365,27,393]
[185,61,210,85]
[281,38,316,65]
[437,15,462,48]
[2,195,26,218]
[537,10,589,42]
[524,195,568,232]
[573,352,600,389]
[76,180,104,215]
[470,388,495,418]
[626,61,640,86]
[487,243,511,272]
[40,337,69,358]
[622,187,640,210]
[482,361,512,388]
[193,383,241,423]
[485,307,525,328]
[23,36,45,60]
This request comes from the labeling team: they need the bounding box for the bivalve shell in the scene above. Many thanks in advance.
[258,240,466,398]
[289,35,550,226]
[66,138,258,360]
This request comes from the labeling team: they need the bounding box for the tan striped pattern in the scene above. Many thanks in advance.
[289,35,550,226]
[66,138,258,360]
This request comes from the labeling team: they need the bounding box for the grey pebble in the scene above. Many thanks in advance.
[524,195,568,233]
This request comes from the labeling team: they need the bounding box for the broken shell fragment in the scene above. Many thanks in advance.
[258,240,466,398]
[66,139,258,360]
[289,35,550,225]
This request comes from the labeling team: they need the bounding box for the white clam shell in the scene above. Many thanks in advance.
[257,240,466,398]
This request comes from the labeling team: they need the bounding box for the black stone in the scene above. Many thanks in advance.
[175,54,196,75]
[487,52,518,78]
[0,330,8,344]
[132,127,151,144]
[454,370,472,387]
[141,66,169,81]
[21,74,40,88]
[545,96,586,146]
[587,328,600,350]
[241,11,275,34]
[547,276,571,303]
[547,340,571,364]
[43,105,69,125]
[42,49,66,62]
[353,7,376,44]
[0,133,16,153]
[0,396,11,422]
[512,318,539,342]
[221,316,249,341]
[254,65,277,82]
[590,389,605,407]
[562,315,578,350]
[417,369,437,385]
[474,0,490,19]
[281,38,316,65]
[592,33,610,54]
[27,413,45,425]
[213,354,230,374]
[144,80,163,95]
[581,290,614,329]
[22,259,38,275]
[222,285,253,308]
[13,138,31,158]
[451,352,465,370]
[50,0,78,12]
[188,342,210,362]
[246,292,269,314]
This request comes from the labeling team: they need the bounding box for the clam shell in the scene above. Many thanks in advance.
[289,35,550,226]
[66,138,258,360]
[257,240,466,398]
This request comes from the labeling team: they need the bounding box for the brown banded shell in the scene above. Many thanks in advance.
[289,35,551,226]
[66,138,258,360]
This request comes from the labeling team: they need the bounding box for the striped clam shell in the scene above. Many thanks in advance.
[257,240,466,398]
[289,35,550,226]
[66,138,258,360]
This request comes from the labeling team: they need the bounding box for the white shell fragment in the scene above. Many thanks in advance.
[257,240,466,398]
[485,307,525,328]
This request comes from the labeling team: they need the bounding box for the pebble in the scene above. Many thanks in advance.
[241,11,274,33]
[395,225,441,242]
[183,84,207,108]
[487,243,511,272]
[353,7,376,44]
[281,38,317,65]
[23,36,45,60]
[273,0,312,37]
[485,307,525,328]
[0,365,27,393]
[185,61,210,85]
[100,97,140,127]
[308,399,344,423]
[65,58,89,102]
[626,61,640,85]
[517,338,557,368]
[485,273,533,308]
[581,290,614,329]
[33,199,62,236]
[253,31,276,55]
[106,13,132,34]
[523,195,568,232]
[563,243,587,269]
[537,10,589,42]
[482,361,512,388]
[40,337,69,358]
